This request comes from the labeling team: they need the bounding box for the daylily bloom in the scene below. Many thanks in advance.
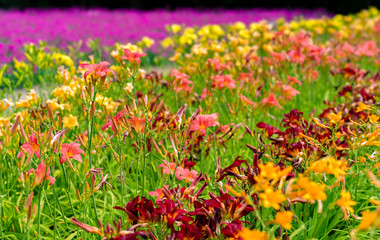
[148,185,170,203]
[175,167,198,182]
[102,109,127,132]
[356,102,372,112]
[63,115,79,128]
[190,113,219,136]
[60,142,85,164]
[121,48,147,65]
[239,228,270,240]
[158,160,177,174]
[272,211,293,230]
[79,61,115,81]
[28,161,56,187]
[262,93,283,109]
[17,133,42,158]
[336,190,357,214]
[212,74,236,89]
[130,116,146,134]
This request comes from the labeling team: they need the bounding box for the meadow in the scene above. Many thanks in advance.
[0,7,379,240]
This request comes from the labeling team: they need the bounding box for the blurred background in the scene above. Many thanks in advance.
[1,0,380,14]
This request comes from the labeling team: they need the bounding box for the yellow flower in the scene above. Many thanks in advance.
[140,37,155,48]
[63,115,79,128]
[258,188,286,210]
[161,37,174,48]
[0,98,13,112]
[356,102,371,112]
[357,210,379,230]
[272,211,293,229]
[239,228,269,240]
[336,190,356,214]
[310,156,347,177]
[358,157,366,163]
[329,112,342,125]
[369,114,379,123]
[170,24,181,34]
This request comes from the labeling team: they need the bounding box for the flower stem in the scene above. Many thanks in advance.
[37,186,43,239]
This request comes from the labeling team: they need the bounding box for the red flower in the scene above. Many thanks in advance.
[102,109,127,132]
[28,161,56,187]
[121,49,147,65]
[60,142,85,164]
[262,93,283,109]
[17,133,42,158]
[190,113,219,136]
[79,61,115,81]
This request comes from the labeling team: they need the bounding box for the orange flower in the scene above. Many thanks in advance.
[272,211,293,229]
[356,102,371,112]
[239,228,269,240]
[336,190,356,214]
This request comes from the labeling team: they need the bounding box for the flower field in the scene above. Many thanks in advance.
[0,8,328,64]
[0,7,380,240]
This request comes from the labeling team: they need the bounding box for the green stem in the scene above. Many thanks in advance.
[61,164,76,217]
[37,186,43,239]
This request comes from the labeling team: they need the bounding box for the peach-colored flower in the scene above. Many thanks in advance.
[175,167,198,182]
[158,160,177,174]
[212,74,236,89]
[148,185,170,203]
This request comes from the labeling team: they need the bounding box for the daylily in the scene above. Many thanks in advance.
[60,142,85,164]
[79,61,115,81]
[17,133,42,158]
[28,161,56,187]
[121,48,147,65]
[262,93,283,109]
[190,113,219,136]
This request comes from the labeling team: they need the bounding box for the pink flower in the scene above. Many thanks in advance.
[175,167,198,182]
[121,49,147,65]
[190,113,219,136]
[28,161,56,187]
[207,58,228,72]
[60,142,85,164]
[212,74,236,89]
[158,160,177,174]
[79,61,115,81]
[262,93,283,109]
[17,133,42,158]
[148,185,170,203]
